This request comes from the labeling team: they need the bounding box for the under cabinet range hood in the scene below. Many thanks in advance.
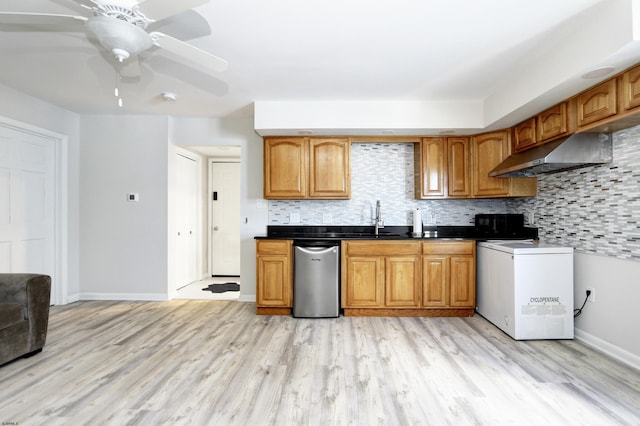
[490,132,613,177]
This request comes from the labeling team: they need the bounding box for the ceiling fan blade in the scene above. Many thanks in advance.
[119,57,141,78]
[0,12,87,28]
[67,0,98,9]
[135,0,208,22]
[150,32,228,73]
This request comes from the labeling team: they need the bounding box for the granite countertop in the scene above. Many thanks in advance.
[255,225,538,241]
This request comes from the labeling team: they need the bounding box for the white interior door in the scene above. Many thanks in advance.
[175,153,198,288]
[0,125,55,303]
[210,161,240,276]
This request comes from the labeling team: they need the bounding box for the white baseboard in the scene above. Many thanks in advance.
[78,293,169,302]
[63,293,80,304]
[575,328,640,371]
[238,294,256,303]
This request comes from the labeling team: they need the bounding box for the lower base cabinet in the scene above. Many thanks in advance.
[342,240,475,317]
[256,240,293,315]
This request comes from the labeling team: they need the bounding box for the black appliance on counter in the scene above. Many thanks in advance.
[474,214,530,238]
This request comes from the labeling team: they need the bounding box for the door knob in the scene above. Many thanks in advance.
[213,226,219,231]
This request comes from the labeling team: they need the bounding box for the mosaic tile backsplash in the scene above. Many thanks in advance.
[269,143,509,227]
[508,125,640,261]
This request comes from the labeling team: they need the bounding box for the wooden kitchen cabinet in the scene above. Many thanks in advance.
[385,256,421,307]
[256,240,292,315]
[415,137,470,199]
[471,131,511,197]
[263,137,350,199]
[308,138,351,198]
[513,103,569,153]
[343,256,384,307]
[537,102,569,143]
[415,137,446,198]
[447,137,471,197]
[342,240,474,316]
[342,241,421,312]
[513,117,537,152]
[471,130,537,198]
[622,64,640,111]
[576,79,617,129]
[263,138,307,199]
[422,241,475,312]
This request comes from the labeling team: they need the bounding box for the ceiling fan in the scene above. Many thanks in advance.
[0,0,228,93]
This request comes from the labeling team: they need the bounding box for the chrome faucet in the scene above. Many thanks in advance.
[374,200,382,236]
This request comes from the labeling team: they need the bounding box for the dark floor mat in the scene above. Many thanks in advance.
[202,282,240,293]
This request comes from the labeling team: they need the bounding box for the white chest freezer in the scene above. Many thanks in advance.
[476,240,574,340]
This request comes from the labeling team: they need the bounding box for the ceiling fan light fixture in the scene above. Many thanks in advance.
[86,16,153,57]
[161,91,177,101]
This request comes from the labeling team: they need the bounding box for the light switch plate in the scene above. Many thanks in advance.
[127,193,139,202]
[322,214,332,224]
[290,213,301,223]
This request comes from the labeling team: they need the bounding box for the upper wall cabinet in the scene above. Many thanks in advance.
[576,79,617,129]
[471,130,537,198]
[308,138,351,198]
[415,137,470,199]
[513,103,569,153]
[537,102,570,143]
[263,137,350,199]
[513,117,537,152]
[622,64,640,111]
[415,137,446,198]
[447,137,471,198]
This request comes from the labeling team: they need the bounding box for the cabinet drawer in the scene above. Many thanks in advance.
[344,241,421,256]
[256,240,291,255]
[422,241,474,255]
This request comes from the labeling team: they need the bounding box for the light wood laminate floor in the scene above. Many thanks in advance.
[1,300,639,425]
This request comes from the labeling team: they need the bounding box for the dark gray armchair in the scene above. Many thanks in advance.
[0,274,51,366]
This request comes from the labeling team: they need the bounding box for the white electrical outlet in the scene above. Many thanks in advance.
[290,213,301,223]
[587,288,595,303]
[322,213,332,224]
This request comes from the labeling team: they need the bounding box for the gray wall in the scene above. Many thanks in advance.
[79,115,170,299]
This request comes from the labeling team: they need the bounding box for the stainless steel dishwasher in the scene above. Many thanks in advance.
[293,240,340,318]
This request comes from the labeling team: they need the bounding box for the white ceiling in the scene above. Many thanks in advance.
[2,0,640,135]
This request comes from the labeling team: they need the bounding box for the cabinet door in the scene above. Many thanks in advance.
[256,255,292,307]
[537,103,568,143]
[385,256,421,307]
[422,256,448,307]
[449,256,475,307]
[308,138,351,198]
[344,256,384,307]
[622,65,640,111]
[263,138,307,199]
[513,118,536,152]
[471,131,510,197]
[416,138,446,198]
[447,137,471,197]
[576,79,617,128]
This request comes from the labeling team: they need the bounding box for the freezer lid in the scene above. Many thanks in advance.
[478,240,573,254]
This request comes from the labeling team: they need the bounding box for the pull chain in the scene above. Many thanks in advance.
[114,68,123,108]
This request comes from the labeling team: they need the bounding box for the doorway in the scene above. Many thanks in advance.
[209,160,240,277]
[174,145,241,301]
[0,119,65,305]
[175,152,199,289]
